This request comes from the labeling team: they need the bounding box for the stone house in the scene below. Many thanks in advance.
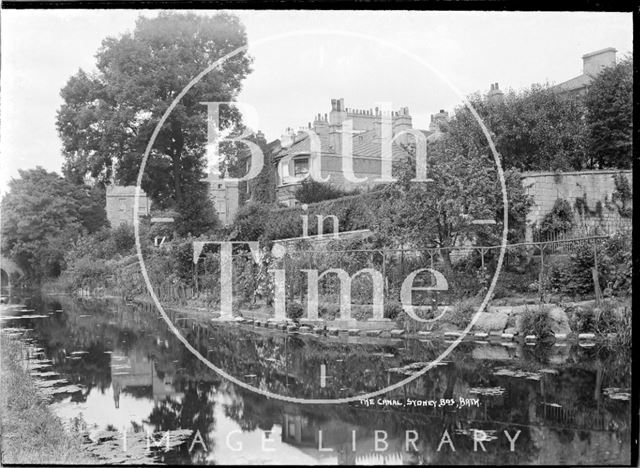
[553,47,617,97]
[271,98,445,206]
[105,185,150,227]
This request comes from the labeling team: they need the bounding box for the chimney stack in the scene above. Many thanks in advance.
[582,47,617,76]
[429,109,449,133]
[392,106,412,145]
[488,82,504,104]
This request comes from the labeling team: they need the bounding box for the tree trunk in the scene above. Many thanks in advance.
[173,159,183,205]
[171,120,185,206]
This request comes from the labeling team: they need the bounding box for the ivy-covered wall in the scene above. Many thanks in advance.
[522,170,632,241]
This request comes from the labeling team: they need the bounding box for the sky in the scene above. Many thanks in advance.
[0,9,633,194]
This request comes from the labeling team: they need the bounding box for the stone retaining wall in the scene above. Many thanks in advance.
[521,170,632,241]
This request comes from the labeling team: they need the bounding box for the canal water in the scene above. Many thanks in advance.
[0,292,631,465]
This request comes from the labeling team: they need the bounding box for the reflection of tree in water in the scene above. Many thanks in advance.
[18,295,631,464]
[145,381,216,464]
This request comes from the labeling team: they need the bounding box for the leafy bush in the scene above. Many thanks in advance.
[319,303,340,320]
[566,305,595,333]
[519,306,553,338]
[294,178,356,204]
[384,300,404,320]
[231,192,384,242]
[112,223,136,254]
[67,256,114,290]
[548,232,631,298]
[602,232,632,295]
[536,198,574,239]
[446,298,480,328]
[286,301,304,320]
[611,173,632,217]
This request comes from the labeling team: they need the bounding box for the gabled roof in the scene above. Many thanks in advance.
[553,74,592,94]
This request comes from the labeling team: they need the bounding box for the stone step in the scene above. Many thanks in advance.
[578,333,596,341]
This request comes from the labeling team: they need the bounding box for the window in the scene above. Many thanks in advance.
[118,198,127,212]
[293,157,309,177]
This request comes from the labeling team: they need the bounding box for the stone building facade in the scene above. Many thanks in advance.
[105,185,150,227]
[272,98,443,206]
[206,174,240,226]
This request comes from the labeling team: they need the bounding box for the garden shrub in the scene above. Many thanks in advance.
[286,301,304,320]
[112,223,136,254]
[319,303,340,320]
[548,232,630,298]
[536,198,575,239]
[384,300,404,320]
[231,192,384,241]
[566,305,595,333]
[567,299,631,344]
[293,178,357,204]
[519,306,553,338]
[446,298,480,328]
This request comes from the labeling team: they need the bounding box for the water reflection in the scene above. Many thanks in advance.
[0,292,631,465]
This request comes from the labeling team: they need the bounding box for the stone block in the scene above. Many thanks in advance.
[473,311,509,332]
[578,333,596,340]
[548,307,572,335]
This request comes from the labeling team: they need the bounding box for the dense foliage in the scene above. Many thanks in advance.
[293,178,357,204]
[547,232,631,297]
[56,12,252,236]
[584,57,633,169]
[1,168,107,279]
[448,84,587,171]
[536,198,575,239]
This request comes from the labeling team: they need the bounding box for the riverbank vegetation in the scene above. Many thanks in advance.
[0,336,97,464]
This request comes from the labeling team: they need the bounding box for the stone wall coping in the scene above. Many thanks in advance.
[521,169,631,178]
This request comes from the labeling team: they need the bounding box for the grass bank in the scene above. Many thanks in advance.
[0,335,97,465]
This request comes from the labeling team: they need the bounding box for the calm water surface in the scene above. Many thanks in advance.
[0,292,631,465]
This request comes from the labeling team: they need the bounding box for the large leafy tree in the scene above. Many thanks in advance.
[56,12,253,235]
[372,139,532,273]
[1,168,107,278]
[449,83,587,171]
[585,56,633,169]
